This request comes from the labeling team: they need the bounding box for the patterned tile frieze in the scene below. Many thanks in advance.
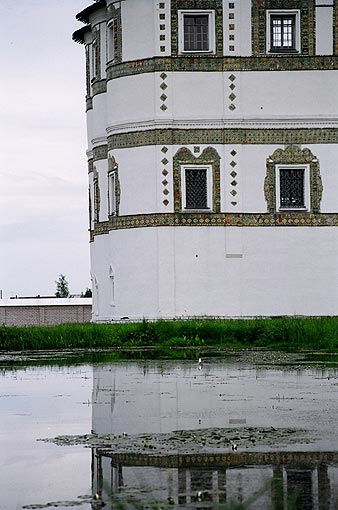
[89,211,338,238]
[106,55,338,82]
[171,0,223,57]
[264,144,322,213]
[108,128,338,150]
[252,0,315,56]
[173,146,221,213]
[92,79,107,96]
[93,145,108,161]
[86,96,93,111]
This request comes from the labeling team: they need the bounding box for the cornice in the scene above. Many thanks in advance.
[105,118,338,136]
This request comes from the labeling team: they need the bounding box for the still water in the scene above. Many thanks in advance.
[1,352,338,509]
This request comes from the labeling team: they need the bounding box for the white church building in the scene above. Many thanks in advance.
[73,0,338,321]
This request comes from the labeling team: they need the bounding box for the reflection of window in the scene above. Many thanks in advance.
[178,10,215,54]
[276,165,309,211]
[266,11,300,53]
[181,165,212,210]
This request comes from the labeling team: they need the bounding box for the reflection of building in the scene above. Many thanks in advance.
[74,1,338,321]
[92,450,338,510]
[90,362,338,509]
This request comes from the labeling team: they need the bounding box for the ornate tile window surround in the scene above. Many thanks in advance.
[264,145,322,214]
[267,10,300,53]
[252,0,315,56]
[108,155,121,217]
[173,147,221,213]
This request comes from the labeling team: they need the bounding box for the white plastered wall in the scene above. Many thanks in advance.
[91,225,338,320]
[315,3,334,55]
[103,70,338,128]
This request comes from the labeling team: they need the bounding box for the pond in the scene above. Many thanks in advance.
[1,351,338,510]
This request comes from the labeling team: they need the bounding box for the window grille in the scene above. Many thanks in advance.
[185,168,208,209]
[270,15,295,51]
[183,15,209,51]
[280,168,304,208]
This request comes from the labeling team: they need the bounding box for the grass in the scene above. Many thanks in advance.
[1,316,338,353]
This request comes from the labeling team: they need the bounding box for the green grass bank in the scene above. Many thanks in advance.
[1,317,338,352]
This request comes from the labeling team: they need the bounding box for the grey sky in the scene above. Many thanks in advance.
[0,0,91,297]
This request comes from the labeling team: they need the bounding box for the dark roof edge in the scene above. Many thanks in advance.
[76,0,106,24]
[72,25,91,44]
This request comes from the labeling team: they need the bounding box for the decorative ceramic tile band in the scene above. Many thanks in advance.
[92,79,107,96]
[108,128,338,150]
[90,211,338,239]
[105,55,338,83]
[252,0,315,56]
[93,145,108,161]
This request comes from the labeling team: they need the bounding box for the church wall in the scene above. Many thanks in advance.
[315,4,334,55]
[75,0,338,320]
[90,226,338,320]
[104,143,338,217]
[100,69,338,128]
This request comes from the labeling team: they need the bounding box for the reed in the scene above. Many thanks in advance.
[1,317,338,352]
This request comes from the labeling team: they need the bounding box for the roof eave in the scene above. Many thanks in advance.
[76,0,106,24]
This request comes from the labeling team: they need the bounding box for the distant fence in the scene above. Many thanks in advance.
[0,298,92,326]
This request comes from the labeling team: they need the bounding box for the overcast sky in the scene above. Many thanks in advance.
[0,0,92,298]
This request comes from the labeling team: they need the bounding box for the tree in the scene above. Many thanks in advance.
[55,274,70,298]
[81,287,92,297]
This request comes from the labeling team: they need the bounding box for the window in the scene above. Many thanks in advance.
[276,165,309,211]
[271,15,295,51]
[181,165,212,210]
[266,10,300,54]
[178,10,215,54]
[107,20,115,62]
[108,171,116,216]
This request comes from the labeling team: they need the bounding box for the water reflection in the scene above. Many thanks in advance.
[93,449,338,509]
[2,355,338,509]
[89,360,338,509]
